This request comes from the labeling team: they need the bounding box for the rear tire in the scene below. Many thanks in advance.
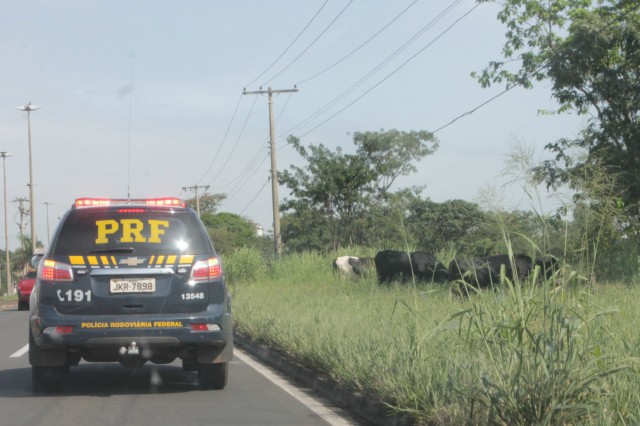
[198,362,228,390]
[17,300,28,311]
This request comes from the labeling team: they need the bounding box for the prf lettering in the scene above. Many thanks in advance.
[95,219,169,244]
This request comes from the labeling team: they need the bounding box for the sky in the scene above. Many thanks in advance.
[0,0,585,251]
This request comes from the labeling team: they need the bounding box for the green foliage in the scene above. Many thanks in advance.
[478,0,640,224]
[279,129,438,251]
[404,196,489,255]
[474,0,591,89]
[201,212,257,255]
[231,251,638,424]
[280,203,331,252]
[184,193,227,215]
[222,246,266,285]
[455,287,628,424]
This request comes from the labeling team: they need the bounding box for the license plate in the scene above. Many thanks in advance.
[110,278,156,294]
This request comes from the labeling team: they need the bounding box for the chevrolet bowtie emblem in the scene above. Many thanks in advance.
[119,257,146,266]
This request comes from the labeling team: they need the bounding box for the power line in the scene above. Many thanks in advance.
[239,178,270,215]
[197,94,244,185]
[261,0,355,87]
[211,91,295,194]
[197,1,464,199]
[432,1,640,135]
[228,152,270,200]
[279,0,466,142]
[205,95,260,187]
[244,0,329,89]
[295,0,420,86]
[289,1,478,141]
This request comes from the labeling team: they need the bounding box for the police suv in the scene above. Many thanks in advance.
[29,197,233,392]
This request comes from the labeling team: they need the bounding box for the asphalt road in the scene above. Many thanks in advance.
[0,304,359,426]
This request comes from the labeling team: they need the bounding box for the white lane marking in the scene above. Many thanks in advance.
[10,344,29,358]
[234,349,357,426]
[9,343,357,424]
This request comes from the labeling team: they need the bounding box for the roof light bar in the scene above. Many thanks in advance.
[74,198,185,208]
[144,198,184,207]
[75,198,111,208]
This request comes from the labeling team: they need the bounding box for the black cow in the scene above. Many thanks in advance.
[534,256,560,281]
[333,256,374,278]
[374,250,449,284]
[448,254,534,294]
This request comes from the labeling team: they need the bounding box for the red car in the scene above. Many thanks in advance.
[16,270,37,311]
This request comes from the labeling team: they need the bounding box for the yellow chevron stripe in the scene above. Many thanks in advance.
[69,256,85,266]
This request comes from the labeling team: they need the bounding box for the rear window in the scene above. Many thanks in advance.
[51,208,213,256]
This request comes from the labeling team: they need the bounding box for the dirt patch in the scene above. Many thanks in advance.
[0,301,16,311]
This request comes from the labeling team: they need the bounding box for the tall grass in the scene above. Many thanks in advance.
[225,248,639,424]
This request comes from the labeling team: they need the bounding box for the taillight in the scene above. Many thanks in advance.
[190,324,221,332]
[43,325,74,334]
[190,257,223,281]
[40,259,74,282]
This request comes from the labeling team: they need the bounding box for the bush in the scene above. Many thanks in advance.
[223,246,266,285]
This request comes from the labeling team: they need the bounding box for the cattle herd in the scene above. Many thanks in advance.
[333,250,559,295]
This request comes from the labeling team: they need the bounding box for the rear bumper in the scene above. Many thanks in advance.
[30,303,233,360]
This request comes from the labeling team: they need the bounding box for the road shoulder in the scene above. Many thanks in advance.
[234,332,413,426]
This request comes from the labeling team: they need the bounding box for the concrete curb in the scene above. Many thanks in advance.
[233,332,415,426]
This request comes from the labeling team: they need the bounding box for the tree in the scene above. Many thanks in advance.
[279,129,439,251]
[405,197,489,255]
[280,204,331,252]
[11,235,44,277]
[200,212,257,255]
[476,0,640,221]
[185,193,227,215]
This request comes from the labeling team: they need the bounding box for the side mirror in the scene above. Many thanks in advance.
[30,253,44,269]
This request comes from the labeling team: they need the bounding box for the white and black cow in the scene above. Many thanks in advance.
[374,250,449,284]
[448,253,534,295]
[332,256,374,279]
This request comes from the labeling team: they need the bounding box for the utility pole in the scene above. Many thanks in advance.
[182,184,209,217]
[43,201,50,247]
[16,103,40,255]
[242,86,298,256]
[14,197,29,240]
[1,152,11,296]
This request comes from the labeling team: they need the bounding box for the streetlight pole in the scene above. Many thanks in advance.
[1,152,12,296]
[44,201,50,247]
[16,102,39,255]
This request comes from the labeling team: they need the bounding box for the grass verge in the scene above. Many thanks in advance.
[226,250,640,425]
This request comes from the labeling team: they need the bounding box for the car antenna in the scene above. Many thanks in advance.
[126,51,135,204]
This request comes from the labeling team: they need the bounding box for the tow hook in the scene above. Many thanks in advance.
[119,341,140,356]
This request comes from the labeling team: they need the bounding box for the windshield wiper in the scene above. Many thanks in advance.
[89,247,135,254]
